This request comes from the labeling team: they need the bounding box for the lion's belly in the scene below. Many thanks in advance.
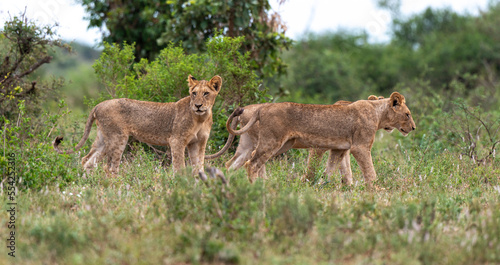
[292,133,351,150]
[131,132,170,146]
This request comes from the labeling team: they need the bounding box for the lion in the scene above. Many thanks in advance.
[206,95,385,182]
[226,92,416,188]
[53,75,222,175]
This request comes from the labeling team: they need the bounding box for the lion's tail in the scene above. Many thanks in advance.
[226,107,259,136]
[204,116,239,160]
[53,106,98,155]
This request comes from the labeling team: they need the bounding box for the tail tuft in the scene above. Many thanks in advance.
[53,136,65,154]
[233,107,244,117]
[54,136,64,146]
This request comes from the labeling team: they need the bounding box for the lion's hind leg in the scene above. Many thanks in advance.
[325,150,352,185]
[305,149,327,182]
[244,137,285,182]
[104,134,129,176]
[338,150,353,185]
[82,129,106,172]
[226,133,255,170]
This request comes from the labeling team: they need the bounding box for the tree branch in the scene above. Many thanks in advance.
[16,56,52,80]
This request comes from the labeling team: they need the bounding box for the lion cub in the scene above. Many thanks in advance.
[218,95,385,181]
[226,92,416,188]
[54,75,222,175]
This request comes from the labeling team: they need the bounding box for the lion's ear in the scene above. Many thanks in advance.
[208,75,222,93]
[187,75,198,88]
[389,92,405,109]
[368,95,378,100]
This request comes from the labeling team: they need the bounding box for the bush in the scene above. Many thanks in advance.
[0,12,70,121]
[1,100,78,190]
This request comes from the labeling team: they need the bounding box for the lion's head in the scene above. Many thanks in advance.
[188,75,222,116]
[384,92,416,136]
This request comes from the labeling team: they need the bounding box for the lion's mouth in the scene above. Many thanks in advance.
[195,109,206,115]
[399,128,409,136]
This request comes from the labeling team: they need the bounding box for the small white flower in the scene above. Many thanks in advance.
[62,191,66,194]
[69,192,73,196]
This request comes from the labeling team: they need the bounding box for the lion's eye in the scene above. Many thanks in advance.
[406,113,410,118]
[192,92,197,96]
[203,92,209,96]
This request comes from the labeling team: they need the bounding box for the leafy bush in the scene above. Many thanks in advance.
[90,35,268,149]
[0,12,70,121]
[447,99,500,165]
[1,100,78,190]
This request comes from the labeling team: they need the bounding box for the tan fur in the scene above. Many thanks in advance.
[220,96,384,183]
[53,75,222,175]
[226,92,416,188]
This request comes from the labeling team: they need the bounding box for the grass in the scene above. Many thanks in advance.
[1,137,499,265]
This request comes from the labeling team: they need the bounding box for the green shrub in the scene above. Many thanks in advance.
[0,13,70,121]
[1,100,78,190]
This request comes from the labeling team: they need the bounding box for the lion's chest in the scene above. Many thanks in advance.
[185,122,210,145]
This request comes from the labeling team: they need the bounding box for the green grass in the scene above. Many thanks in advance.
[1,141,499,265]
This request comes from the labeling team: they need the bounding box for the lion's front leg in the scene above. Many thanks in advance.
[170,140,187,173]
[187,139,206,175]
[350,147,377,189]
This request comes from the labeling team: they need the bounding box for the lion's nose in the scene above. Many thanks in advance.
[195,103,202,109]
[412,126,416,131]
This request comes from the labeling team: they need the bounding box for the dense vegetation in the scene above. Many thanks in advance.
[78,0,291,77]
[1,1,499,264]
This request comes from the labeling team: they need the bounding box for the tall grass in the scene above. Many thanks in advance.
[1,140,499,264]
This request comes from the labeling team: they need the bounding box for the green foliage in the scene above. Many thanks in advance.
[78,0,170,61]
[0,12,70,121]
[2,147,499,264]
[79,0,292,77]
[277,3,500,106]
[277,32,370,101]
[90,36,267,149]
[36,42,102,111]
[1,100,78,190]
[447,99,500,164]
[276,31,414,102]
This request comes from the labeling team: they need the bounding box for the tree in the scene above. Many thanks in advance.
[0,12,70,120]
[390,6,500,93]
[78,0,291,77]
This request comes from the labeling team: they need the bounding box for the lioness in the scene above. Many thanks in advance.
[208,95,384,182]
[53,75,222,175]
[226,92,416,187]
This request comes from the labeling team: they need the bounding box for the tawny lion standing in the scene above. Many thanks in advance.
[226,92,416,188]
[53,75,222,175]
